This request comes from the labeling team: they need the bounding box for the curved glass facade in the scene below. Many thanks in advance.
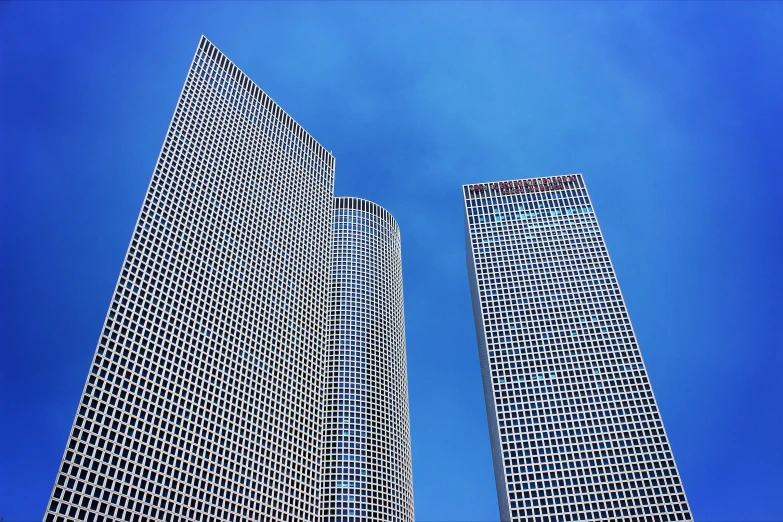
[320,197,414,522]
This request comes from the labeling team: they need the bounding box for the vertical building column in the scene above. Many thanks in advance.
[320,197,414,522]
[463,175,692,522]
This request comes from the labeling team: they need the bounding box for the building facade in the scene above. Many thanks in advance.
[321,197,414,522]
[44,36,336,522]
[463,175,692,522]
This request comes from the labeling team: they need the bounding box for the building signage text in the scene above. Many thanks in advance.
[469,175,578,195]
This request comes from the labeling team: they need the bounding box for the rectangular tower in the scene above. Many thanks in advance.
[45,36,335,522]
[463,175,692,522]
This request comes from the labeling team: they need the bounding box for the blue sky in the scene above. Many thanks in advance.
[1,2,782,521]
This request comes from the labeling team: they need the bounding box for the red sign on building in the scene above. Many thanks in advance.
[470,175,578,195]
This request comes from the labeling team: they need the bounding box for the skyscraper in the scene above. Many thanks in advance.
[463,175,692,522]
[43,36,337,522]
[321,197,414,522]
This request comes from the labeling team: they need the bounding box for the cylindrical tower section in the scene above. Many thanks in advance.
[320,197,413,522]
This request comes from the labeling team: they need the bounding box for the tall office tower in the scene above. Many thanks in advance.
[320,197,414,522]
[44,36,336,522]
[463,175,691,522]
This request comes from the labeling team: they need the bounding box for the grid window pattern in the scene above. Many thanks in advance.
[463,175,692,522]
[320,197,414,522]
[44,36,335,522]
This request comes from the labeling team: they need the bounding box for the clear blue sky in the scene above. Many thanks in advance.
[1,2,782,521]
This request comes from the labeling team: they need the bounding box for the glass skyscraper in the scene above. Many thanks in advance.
[321,197,413,522]
[463,175,692,522]
[43,37,412,522]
